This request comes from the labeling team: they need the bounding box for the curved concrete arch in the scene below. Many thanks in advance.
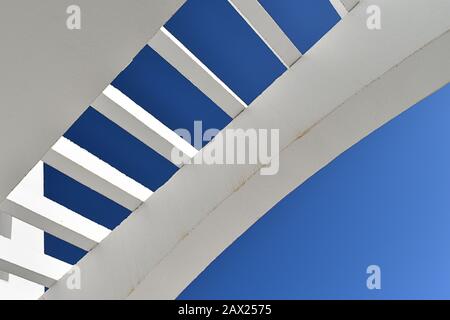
[43,0,450,299]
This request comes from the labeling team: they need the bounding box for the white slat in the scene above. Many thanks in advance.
[149,28,247,118]
[0,0,186,206]
[93,86,198,166]
[0,162,110,251]
[43,137,152,211]
[330,0,360,18]
[228,0,301,68]
[0,235,71,287]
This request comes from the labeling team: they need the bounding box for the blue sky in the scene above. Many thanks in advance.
[179,83,450,299]
[43,0,342,266]
[40,0,450,299]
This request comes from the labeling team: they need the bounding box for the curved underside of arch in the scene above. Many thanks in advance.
[40,0,450,299]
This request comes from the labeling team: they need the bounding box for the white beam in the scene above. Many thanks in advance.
[0,218,45,299]
[0,213,11,239]
[94,85,198,165]
[228,0,302,67]
[149,28,247,118]
[43,0,450,299]
[43,137,151,211]
[330,0,360,18]
[0,236,71,288]
[0,0,185,204]
[341,0,360,11]
[129,28,450,301]
[0,213,11,281]
[0,162,110,251]
[1,201,109,252]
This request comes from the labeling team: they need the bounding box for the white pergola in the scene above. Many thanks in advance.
[0,0,448,299]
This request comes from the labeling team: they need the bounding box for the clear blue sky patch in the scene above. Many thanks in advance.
[165,0,286,104]
[258,0,341,53]
[112,46,232,147]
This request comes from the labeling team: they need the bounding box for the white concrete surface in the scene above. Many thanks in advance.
[229,0,302,67]
[42,0,450,299]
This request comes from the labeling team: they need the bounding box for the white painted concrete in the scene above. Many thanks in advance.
[330,0,360,18]
[228,0,302,67]
[97,85,198,162]
[0,213,11,282]
[42,0,450,299]
[0,235,71,288]
[0,218,45,299]
[129,27,450,301]
[149,28,247,118]
[0,0,187,299]
[1,162,110,251]
[43,138,150,211]
[0,0,185,205]
[341,0,360,11]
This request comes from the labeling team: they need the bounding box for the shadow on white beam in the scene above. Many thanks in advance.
[0,213,11,281]
[149,28,247,118]
[0,217,45,299]
[0,0,187,204]
[228,0,301,68]
[0,162,110,251]
[41,0,450,299]
[43,137,152,211]
[0,235,71,288]
[330,0,360,18]
[93,85,197,166]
